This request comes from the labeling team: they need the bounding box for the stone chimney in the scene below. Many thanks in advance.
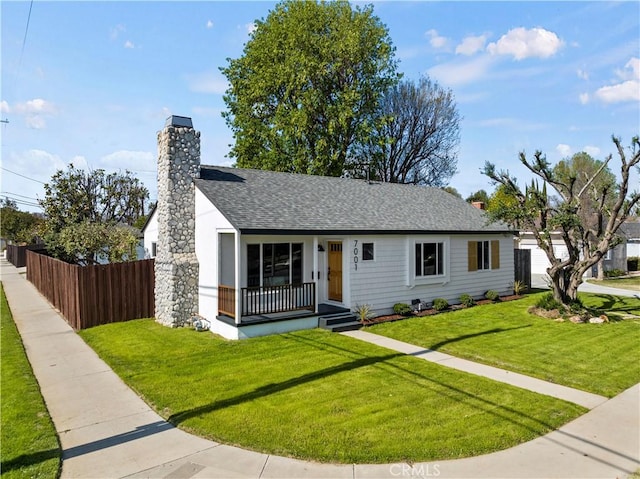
[155,116,200,327]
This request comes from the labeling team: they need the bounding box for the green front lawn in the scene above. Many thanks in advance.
[369,292,640,398]
[80,320,585,464]
[1,284,61,479]
[587,277,640,292]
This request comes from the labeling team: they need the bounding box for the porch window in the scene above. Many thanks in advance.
[247,243,303,287]
[415,242,444,276]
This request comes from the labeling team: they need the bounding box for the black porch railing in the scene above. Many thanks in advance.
[240,282,316,317]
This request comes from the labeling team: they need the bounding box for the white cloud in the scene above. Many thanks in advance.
[427,55,496,87]
[11,149,66,175]
[184,71,228,94]
[487,27,563,60]
[426,29,449,49]
[593,57,640,104]
[583,146,601,157]
[556,144,572,157]
[615,57,640,81]
[14,98,56,114]
[456,34,488,56]
[206,20,214,29]
[579,92,590,104]
[1,100,10,113]
[110,24,125,41]
[595,81,640,103]
[124,40,135,49]
[577,69,589,80]
[12,98,57,129]
[26,116,47,129]
[245,22,257,35]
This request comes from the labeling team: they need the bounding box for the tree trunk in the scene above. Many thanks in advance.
[597,257,605,280]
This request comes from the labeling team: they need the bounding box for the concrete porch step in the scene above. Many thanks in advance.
[319,312,361,332]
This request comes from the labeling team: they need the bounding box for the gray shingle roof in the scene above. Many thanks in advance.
[195,166,511,234]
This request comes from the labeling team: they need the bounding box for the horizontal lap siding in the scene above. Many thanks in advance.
[349,235,514,315]
[349,236,407,314]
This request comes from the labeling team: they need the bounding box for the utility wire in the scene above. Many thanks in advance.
[18,0,34,75]
[0,191,39,201]
[0,166,46,184]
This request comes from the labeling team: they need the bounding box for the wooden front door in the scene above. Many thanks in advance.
[328,241,343,302]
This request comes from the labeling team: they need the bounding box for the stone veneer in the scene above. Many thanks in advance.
[155,116,200,327]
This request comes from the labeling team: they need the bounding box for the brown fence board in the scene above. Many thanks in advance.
[25,250,155,329]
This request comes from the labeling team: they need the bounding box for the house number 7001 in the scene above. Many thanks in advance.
[353,240,358,271]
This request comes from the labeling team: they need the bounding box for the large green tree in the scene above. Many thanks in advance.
[356,76,460,186]
[483,136,639,305]
[221,0,400,176]
[39,164,149,265]
[0,199,43,244]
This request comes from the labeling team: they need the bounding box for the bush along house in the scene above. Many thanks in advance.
[144,116,515,339]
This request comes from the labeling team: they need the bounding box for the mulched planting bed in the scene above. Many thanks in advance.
[362,295,524,326]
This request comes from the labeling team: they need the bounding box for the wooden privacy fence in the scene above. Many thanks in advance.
[514,248,531,288]
[6,244,46,268]
[26,250,155,330]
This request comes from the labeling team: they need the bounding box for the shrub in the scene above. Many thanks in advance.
[393,303,412,316]
[459,293,475,308]
[354,303,374,323]
[604,268,625,278]
[535,292,563,312]
[433,298,449,311]
[512,280,527,295]
[484,290,500,302]
[627,256,639,271]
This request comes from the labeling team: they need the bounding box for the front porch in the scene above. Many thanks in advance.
[218,282,319,324]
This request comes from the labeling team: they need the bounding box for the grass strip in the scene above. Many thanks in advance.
[81,320,585,464]
[369,292,640,398]
[1,283,61,479]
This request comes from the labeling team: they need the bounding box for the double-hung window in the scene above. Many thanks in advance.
[247,243,303,287]
[415,242,445,277]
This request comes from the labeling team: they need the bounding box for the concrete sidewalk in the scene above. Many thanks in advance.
[2,259,639,478]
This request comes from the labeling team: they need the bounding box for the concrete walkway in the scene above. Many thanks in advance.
[2,259,639,478]
[341,330,606,409]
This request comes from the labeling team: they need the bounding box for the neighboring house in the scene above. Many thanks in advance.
[517,231,570,276]
[518,220,638,278]
[620,220,640,260]
[144,116,515,339]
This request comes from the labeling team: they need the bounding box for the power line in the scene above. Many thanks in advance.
[0,167,46,184]
[0,191,39,201]
[18,0,34,74]
[2,195,42,209]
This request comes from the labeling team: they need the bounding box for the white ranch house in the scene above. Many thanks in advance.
[145,116,515,339]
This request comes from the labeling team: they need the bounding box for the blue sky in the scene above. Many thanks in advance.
[2,1,639,213]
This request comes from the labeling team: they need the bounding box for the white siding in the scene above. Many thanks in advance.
[195,188,236,322]
[349,234,514,316]
[142,209,158,258]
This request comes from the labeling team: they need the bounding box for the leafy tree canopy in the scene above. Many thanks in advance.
[221,0,400,177]
[0,199,43,244]
[483,136,639,305]
[39,164,149,265]
[465,189,489,205]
